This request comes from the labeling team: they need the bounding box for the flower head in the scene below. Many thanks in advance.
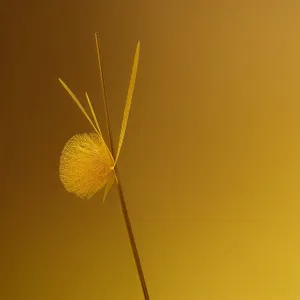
[58,37,140,201]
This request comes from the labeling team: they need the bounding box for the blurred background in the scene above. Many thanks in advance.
[2,0,300,299]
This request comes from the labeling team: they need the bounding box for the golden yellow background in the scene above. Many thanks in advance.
[3,0,300,299]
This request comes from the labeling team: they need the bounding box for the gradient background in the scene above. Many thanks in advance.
[2,0,300,299]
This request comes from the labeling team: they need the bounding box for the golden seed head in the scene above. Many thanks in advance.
[59,133,113,199]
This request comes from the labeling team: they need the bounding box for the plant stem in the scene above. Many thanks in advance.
[114,168,151,300]
[95,33,150,300]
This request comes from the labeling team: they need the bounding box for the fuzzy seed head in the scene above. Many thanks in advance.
[59,133,113,199]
